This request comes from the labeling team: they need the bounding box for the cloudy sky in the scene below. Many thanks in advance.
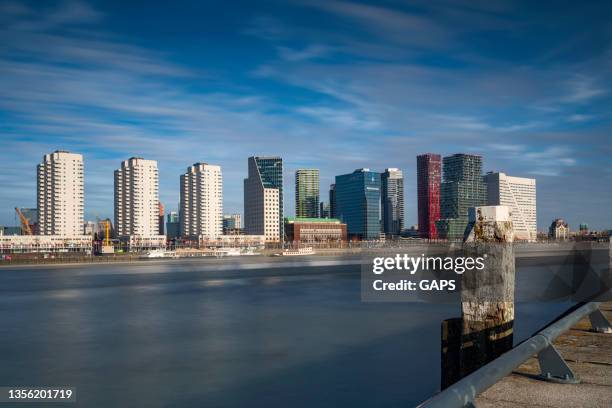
[1,0,611,230]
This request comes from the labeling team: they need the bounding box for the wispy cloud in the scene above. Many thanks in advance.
[277,44,334,62]
[304,0,450,47]
[562,74,607,103]
[0,0,611,230]
[487,144,577,177]
[567,113,595,122]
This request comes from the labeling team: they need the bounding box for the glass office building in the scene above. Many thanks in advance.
[295,169,320,218]
[334,168,381,240]
[329,184,336,218]
[436,154,487,240]
[381,168,404,236]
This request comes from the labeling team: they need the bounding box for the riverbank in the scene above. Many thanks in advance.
[1,242,608,268]
[0,247,364,268]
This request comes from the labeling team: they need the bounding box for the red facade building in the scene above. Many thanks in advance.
[417,154,441,239]
[285,217,347,247]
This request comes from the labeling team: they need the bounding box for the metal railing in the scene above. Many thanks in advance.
[418,301,611,408]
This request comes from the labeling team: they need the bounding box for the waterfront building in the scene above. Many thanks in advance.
[319,202,330,218]
[284,217,347,247]
[158,202,165,235]
[436,154,487,240]
[484,172,536,241]
[0,226,21,236]
[295,169,320,218]
[417,153,441,239]
[549,218,569,240]
[166,211,180,240]
[329,184,336,218]
[95,218,114,241]
[114,157,165,248]
[402,225,420,238]
[381,168,404,236]
[83,221,96,236]
[197,234,266,249]
[0,235,92,254]
[244,156,283,243]
[37,150,84,236]
[222,214,242,232]
[334,168,381,240]
[180,163,223,239]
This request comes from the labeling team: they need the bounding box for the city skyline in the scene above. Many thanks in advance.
[1,1,611,230]
[0,148,609,233]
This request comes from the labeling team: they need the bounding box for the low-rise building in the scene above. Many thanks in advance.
[198,234,266,249]
[0,226,22,236]
[222,214,242,232]
[83,221,96,236]
[122,235,167,251]
[284,217,347,247]
[0,235,92,254]
[549,218,569,240]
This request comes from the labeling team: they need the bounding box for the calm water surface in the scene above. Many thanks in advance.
[0,256,576,407]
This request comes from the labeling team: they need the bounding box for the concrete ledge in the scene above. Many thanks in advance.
[475,302,612,407]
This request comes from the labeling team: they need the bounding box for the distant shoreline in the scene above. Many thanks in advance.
[0,248,364,269]
[0,242,607,269]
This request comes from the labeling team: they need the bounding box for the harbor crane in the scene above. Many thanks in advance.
[15,208,33,235]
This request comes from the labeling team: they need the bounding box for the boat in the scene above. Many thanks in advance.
[140,250,176,259]
[282,247,315,256]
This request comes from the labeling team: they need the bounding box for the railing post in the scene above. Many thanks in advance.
[589,307,612,333]
[536,343,579,383]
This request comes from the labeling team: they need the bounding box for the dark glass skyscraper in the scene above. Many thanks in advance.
[329,184,336,218]
[381,168,404,236]
[417,154,441,239]
[335,169,381,240]
[436,154,487,240]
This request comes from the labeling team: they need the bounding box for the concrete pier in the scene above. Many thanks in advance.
[475,301,612,407]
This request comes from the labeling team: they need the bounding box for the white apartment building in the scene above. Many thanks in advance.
[114,158,165,246]
[180,163,223,239]
[262,188,280,242]
[37,150,84,236]
[485,172,537,241]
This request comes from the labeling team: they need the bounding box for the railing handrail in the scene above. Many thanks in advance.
[418,302,602,408]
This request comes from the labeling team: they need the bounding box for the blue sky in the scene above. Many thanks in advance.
[1,0,611,230]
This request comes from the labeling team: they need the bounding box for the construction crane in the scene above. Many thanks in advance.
[104,220,111,247]
[100,219,114,254]
[15,208,33,235]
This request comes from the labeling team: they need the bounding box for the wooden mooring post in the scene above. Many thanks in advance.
[441,205,515,387]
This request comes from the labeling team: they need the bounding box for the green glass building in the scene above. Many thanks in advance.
[436,154,487,240]
[295,169,320,218]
